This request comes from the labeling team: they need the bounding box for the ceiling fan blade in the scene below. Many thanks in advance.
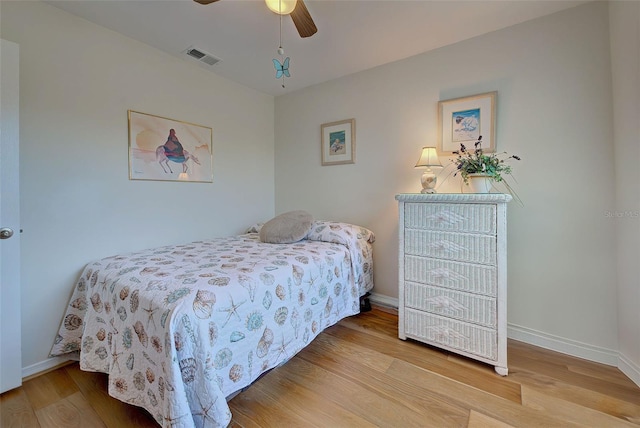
[193,0,220,4]
[290,0,317,38]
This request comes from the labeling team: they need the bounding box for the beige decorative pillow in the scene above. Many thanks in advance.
[259,210,314,244]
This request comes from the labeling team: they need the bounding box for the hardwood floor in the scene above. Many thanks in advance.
[2,307,640,427]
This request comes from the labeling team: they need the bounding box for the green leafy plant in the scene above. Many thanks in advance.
[446,136,522,204]
[452,136,521,184]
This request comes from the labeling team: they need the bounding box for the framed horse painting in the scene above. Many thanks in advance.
[128,110,213,182]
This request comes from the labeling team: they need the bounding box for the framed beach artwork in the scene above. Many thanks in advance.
[128,110,213,182]
[438,91,496,154]
[321,118,355,166]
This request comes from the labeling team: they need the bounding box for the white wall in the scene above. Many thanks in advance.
[0,1,275,372]
[275,2,623,363]
[610,1,640,386]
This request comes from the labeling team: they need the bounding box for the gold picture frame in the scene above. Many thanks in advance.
[321,118,355,166]
[438,91,496,154]
[128,110,213,182]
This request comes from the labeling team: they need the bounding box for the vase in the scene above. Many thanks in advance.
[467,174,493,193]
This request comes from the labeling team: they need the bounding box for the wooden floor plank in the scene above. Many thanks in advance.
[64,364,159,428]
[508,366,640,424]
[274,356,442,427]
[0,387,41,428]
[231,368,378,427]
[467,409,515,428]
[328,321,524,403]
[521,385,638,427]
[21,365,79,410]
[62,364,108,396]
[34,391,105,428]
[296,332,471,426]
[385,358,584,427]
[338,307,400,339]
[229,382,319,427]
[2,308,639,427]
[303,326,397,372]
[509,339,635,387]
[509,343,640,405]
[568,362,640,388]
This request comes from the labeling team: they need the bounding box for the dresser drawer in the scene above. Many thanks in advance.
[405,230,496,265]
[404,308,497,360]
[404,281,496,327]
[404,256,497,296]
[405,203,496,234]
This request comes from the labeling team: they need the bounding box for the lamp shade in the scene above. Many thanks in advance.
[415,146,442,168]
[265,0,297,14]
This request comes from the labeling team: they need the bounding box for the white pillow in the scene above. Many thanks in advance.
[259,210,314,244]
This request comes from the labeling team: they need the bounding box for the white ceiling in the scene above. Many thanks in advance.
[46,0,589,96]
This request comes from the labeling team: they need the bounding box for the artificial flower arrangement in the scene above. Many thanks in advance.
[452,136,520,183]
[449,136,522,203]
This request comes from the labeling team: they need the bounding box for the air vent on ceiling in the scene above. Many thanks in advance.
[182,46,221,67]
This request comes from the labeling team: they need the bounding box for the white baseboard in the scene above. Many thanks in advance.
[369,292,398,309]
[22,355,75,380]
[619,352,640,388]
[507,323,619,366]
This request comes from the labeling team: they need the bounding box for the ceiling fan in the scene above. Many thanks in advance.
[193,0,318,38]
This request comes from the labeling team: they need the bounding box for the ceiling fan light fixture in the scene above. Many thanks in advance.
[265,0,297,15]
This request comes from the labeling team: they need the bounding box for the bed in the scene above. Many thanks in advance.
[50,219,374,427]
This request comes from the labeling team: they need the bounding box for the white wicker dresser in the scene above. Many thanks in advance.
[396,193,511,376]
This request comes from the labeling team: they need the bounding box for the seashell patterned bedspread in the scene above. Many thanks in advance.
[50,221,375,427]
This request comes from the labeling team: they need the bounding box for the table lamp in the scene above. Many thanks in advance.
[415,146,442,193]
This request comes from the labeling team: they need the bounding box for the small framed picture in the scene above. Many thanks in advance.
[438,91,496,154]
[321,119,355,166]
